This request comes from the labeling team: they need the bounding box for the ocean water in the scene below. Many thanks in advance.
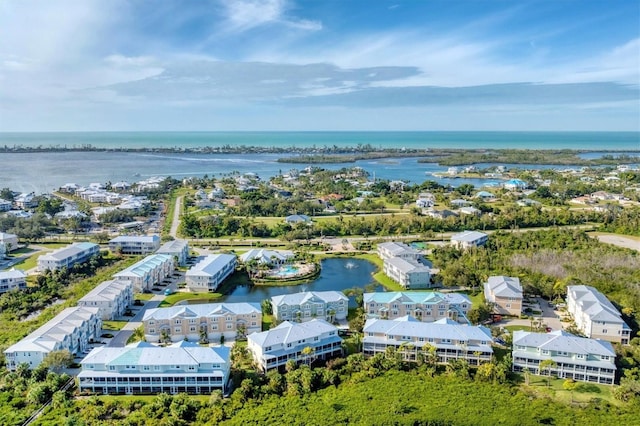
[0,131,637,194]
[1,131,639,150]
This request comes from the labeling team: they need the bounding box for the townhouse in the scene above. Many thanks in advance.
[142,302,261,343]
[185,254,236,292]
[450,230,488,249]
[567,285,631,344]
[77,279,134,320]
[78,341,231,395]
[383,257,433,289]
[484,276,523,316]
[37,242,100,272]
[4,306,102,370]
[364,292,472,323]
[512,330,617,385]
[363,316,493,365]
[156,239,190,266]
[113,254,175,293]
[0,268,27,294]
[108,235,161,255]
[377,242,420,261]
[248,319,343,372]
[271,291,349,323]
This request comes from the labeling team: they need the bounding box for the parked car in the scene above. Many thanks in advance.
[164,288,174,296]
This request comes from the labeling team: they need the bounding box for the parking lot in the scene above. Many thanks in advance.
[495,297,565,333]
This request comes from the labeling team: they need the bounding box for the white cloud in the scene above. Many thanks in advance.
[220,0,321,33]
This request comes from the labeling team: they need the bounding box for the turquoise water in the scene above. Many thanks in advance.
[1,131,638,150]
[274,265,300,277]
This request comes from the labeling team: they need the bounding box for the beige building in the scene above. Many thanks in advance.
[484,276,523,316]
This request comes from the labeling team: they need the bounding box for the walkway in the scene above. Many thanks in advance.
[108,294,164,347]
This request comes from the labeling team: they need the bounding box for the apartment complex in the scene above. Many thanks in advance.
[77,279,134,320]
[109,235,161,255]
[78,341,231,394]
[567,285,631,344]
[0,268,27,294]
[37,242,100,272]
[0,232,19,251]
[512,330,617,385]
[142,302,261,343]
[185,254,236,292]
[363,316,493,365]
[377,242,420,261]
[4,307,102,370]
[377,242,433,289]
[156,239,190,266]
[450,230,488,249]
[484,276,523,316]
[364,292,472,323]
[271,291,348,323]
[248,319,343,372]
[113,254,175,292]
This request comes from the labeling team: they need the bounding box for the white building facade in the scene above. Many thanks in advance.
[37,242,100,272]
[377,242,420,261]
[271,291,349,323]
[0,269,27,294]
[450,230,488,249]
[185,254,236,292]
[77,279,134,320]
[78,341,231,394]
[512,330,617,385]
[248,319,343,372]
[156,239,190,266]
[364,292,472,323]
[113,254,175,292]
[109,235,161,255]
[4,307,102,370]
[383,257,432,289]
[142,303,261,343]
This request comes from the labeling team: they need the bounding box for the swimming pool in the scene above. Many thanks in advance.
[274,265,300,277]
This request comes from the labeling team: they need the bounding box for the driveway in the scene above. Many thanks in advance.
[496,297,563,332]
[108,295,164,347]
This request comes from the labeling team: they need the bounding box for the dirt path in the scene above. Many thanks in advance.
[594,234,640,252]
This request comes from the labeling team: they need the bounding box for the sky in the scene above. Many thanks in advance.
[0,0,639,131]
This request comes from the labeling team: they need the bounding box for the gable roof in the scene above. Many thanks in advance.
[513,330,615,357]
[271,291,348,307]
[485,276,523,298]
[142,302,261,321]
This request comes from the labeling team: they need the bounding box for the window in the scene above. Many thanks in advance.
[576,354,584,359]
[143,366,150,371]
[602,356,610,361]
[109,366,115,371]
[149,329,155,333]
[226,324,232,329]
[189,326,196,332]
[602,329,607,334]
[174,327,181,333]
[506,304,511,308]
[542,349,549,355]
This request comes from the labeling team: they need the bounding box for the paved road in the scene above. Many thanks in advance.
[594,234,640,252]
[169,195,183,238]
[108,295,164,347]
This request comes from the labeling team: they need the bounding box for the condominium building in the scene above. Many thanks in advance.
[271,291,349,323]
[450,230,488,249]
[248,319,343,372]
[383,257,433,289]
[0,232,19,251]
[78,341,231,394]
[484,276,523,316]
[156,239,190,266]
[113,254,175,292]
[77,279,134,320]
[512,330,617,385]
[364,292,472,324]
[185,254,236,292]
[239,249,294,265]
[142,303,261,343]
[37,242,100,272]
[109,235,161,255]
[363,316,493,365]
[377,242,421,261]
[0,268,27,294]
[567,285,631,344]
[4,307,102,370]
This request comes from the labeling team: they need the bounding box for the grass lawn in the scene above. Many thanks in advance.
[135,293,155,301]
[503,325,532,333]
[160,292,224,307]
[98,394,211,404]
[102,320,128,331]
[9,252,41,271]
[262,314,274,331]
[520,376,618,405]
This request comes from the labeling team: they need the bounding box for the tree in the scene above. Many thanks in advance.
[261,299,273,315]
[539,359,557,388]
[563,378,578,402]
[42,350,74,372]
[301,346,316,367]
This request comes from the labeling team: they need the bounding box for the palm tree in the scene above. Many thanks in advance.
[301,346,316,366]
[539,359,557,388]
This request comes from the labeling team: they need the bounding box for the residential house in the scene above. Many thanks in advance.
[475,191,496,201]
[247,319,343,372]
[37,242,100,272]
[77,279,134,320]
[383,257,433,289]
[109,235,161,255]
[364,292,472,323]
[484,276,523,316]
[459,206,481,216]
[425,209,459,219]
[504,179,528,191]
[363,316,493,365]
[0,199,12,212]
[239,249,294,266]
[0,269,27,294]
[512,330,616,385]
[377,242,420,261]
[285,214,311,224]
[450,230,488,249]
[567,285,631,344]
[156,239,190,266]
[78,341,231,394]
[14,192,38,209]
[113,254,175,293]
[142,302,261,343]
[4,307,102,370]
[271,291,349,323]
[185,254,236,292]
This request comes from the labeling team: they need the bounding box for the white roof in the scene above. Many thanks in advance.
[157,239,189,253]
[513,330,615,357]
[248,319,338,348]
[364,291,471,306]
[451,230,488,243]
[239,249,294,264]
[385,257,430,274]
[485,276,523,298]
[113,254,173,278]
[568,285,627,326]
[0,268,27,280]
[186,254,236,277]
[78,279,132,304]
[271,291,348,306]
[110,235,160,243]
[143,302,261,321]
[38,242,99,262]
[377,242,419,257]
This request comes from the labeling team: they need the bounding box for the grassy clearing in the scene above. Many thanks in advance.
[520,376,617,405]
[160,292,224,307]
[9,251,42,271]
[262,314,274,331]
[504,325,532,333]
[134,293,155,301]
[102,321,128,331]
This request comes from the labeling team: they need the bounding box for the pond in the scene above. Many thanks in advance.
[216,257,383,307]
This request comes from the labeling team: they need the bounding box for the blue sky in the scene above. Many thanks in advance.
[0,0,638,131]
